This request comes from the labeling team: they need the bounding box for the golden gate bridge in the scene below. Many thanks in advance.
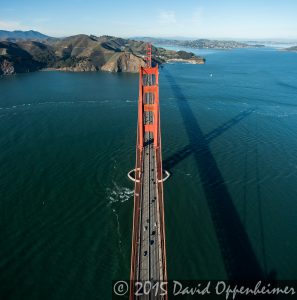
[128,44,168,299]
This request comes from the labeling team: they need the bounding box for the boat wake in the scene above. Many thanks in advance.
[106,181,134,206]
[106,182,133,254]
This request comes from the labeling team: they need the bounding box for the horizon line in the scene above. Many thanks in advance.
[1,29,297,42]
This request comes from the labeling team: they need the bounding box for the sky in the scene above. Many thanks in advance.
[1,0,297,40]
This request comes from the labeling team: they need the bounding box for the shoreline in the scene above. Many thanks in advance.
[25,59,206,74]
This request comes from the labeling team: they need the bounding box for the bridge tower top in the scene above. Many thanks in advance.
[145,43,152,68]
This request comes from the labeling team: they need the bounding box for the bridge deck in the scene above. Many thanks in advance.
[137,134,164,283]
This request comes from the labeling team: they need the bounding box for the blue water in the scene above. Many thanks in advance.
[0,48,297,299]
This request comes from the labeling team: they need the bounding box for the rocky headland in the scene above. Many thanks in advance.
[0,33,205,75]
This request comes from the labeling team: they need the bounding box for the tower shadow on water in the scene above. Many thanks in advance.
[164,108,255,172]
[162,68,266,280]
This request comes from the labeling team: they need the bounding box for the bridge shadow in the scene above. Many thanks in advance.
[163,68,267,280]
[163,108,255,171]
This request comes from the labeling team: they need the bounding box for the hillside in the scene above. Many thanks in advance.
[0,30,52,41]
[0,34,205,75]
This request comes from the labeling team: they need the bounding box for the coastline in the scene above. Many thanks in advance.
[31,59,206,74]
[166,58,205,64]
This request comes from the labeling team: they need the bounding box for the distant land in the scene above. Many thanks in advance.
[0,31,205,75]
[133,37,265,49]
[284,46,297,51]
[0,30,53,41]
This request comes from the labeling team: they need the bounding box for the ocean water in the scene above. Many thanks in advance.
[1,48,297,299]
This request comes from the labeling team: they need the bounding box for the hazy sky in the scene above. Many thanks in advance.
[1,0,297,39]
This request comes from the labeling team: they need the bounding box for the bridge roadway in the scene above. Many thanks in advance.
[135,79,164,298]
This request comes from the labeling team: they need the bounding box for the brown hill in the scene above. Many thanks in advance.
[0,34,205,75]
